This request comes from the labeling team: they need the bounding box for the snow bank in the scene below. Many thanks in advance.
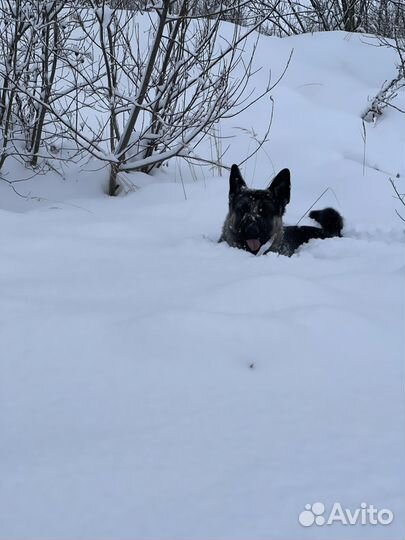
[0,29,404,540]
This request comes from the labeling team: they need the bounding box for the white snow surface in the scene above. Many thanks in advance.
[1,29,405,540]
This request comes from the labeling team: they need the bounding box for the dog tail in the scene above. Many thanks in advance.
[309,207,344,237]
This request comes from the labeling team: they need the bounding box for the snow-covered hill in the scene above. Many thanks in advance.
[0,28,404,540]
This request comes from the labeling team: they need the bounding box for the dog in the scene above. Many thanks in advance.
[219,164,343,256]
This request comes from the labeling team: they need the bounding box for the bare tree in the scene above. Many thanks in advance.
[237,0,405,37]
[0,0,286,194]
[0,0,85,170]
[103,0,281,194]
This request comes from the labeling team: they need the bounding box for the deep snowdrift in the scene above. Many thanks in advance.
[0,29,404,540]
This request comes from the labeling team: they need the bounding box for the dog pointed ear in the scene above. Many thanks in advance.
[229,164,247,195]
[268,168,291,209]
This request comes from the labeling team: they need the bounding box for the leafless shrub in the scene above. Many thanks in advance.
[361,64,405,122]
[0,0,287,194]
[0,1,94,170]
[362,4,405,122]
[210,0,405,38]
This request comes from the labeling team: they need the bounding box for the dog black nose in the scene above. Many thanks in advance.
[244,223,260,239]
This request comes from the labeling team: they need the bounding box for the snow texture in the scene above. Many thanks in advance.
[0,29,404,540]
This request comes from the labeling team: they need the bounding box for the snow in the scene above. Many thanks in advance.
[0,28,404,540]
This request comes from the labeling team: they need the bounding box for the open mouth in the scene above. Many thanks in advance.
[246,238,262,253]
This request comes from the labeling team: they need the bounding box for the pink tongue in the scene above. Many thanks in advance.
[246,239,261,252]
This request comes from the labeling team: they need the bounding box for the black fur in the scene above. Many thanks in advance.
[219,165,343,256]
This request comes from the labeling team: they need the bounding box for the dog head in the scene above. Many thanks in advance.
[224,164,291,254]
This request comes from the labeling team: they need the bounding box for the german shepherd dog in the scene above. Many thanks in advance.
[219,165,343,256]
